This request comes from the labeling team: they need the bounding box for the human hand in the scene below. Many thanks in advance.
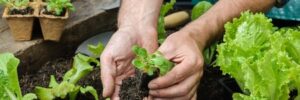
[101,27,158,100]
[148,31,204,100]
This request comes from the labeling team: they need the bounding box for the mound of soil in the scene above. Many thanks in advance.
[10,7,34,15]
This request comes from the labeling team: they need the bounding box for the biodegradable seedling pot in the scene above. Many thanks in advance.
[2,3,38,41]
[39,6,69,41]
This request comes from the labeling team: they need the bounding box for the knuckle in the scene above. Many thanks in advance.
[191,57,204,72]
[174,71,185,81]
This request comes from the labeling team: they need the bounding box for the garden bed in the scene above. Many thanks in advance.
[19,56,241,100]
[19,57,104,100]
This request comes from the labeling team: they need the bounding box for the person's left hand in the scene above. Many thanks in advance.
[148,30,205,100]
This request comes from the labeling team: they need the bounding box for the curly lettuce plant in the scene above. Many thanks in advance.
[45,0,75,16]
[216,11,300,100]
[34,42,104,100]
[0,53,37,100]
[132,45,174,76]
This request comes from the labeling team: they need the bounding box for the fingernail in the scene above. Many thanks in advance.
[102,89,107,97]
[149,83,158,89]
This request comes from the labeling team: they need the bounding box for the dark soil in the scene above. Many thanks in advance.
[197,65,241,100]
[9,7,34,15]
[19,57,104,100]
[42,6,66,16]
[119,70,158,100]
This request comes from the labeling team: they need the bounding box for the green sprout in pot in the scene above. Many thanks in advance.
[44,0,75,16]
[0,0,33,15]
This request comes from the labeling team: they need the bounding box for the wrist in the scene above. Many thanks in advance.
[179,24,211,51]
[118,24,158,36]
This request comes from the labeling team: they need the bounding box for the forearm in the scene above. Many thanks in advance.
[118,0,163,32]
[181,0,275,50]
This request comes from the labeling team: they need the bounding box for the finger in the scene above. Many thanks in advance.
[149,71,202,97]
[148,95,154,100]
[116,59,134,76]
[142,41,159,53]
[111,84,121,100]
[157,42,175,60]
[149,58,198,89]
[153,83,199,100]
[101,54,117,97]
[192,93,197,100]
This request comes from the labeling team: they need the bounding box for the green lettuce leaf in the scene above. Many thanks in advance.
[0,53,37,100]
[216,11,300,100]
[132,45,174,76]
[63,54,98,84]
[0,53,21,100]
[35,53,99,100]
[158,0,176,44]
[88,42,104,57]
[80,86,99,100]
[191,1,212,20]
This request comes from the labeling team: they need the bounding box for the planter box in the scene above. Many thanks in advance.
[2,3,38,41]
[39,5,69,41]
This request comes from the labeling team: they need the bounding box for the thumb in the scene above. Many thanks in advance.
[101,55,117,97]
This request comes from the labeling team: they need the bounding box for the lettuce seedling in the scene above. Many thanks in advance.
[45,0,75,16]
[0,0,30,9]
[191,1,212,20]
[34,54,100,100]
[216,11,300,100]
[158,0,176,44]
[34,42,104,100]
[0,53,37,100]
[132,45,174,76]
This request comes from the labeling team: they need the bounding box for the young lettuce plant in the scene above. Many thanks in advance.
[0,53,37,100]
[157,0,176,44]
[34,42,104,100]
[45,0,75,16]
[0,0,30,9]
[34,54,100,100]
[132,45,174,76]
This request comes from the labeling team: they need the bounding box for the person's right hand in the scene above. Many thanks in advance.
[100,27,158,100]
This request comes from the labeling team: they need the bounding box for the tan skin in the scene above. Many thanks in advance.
[101,0,275,100]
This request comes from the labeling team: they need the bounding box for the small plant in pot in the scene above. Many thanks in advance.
[2,0,38,41]
[39,0,75,41]
[119,45,174,99]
